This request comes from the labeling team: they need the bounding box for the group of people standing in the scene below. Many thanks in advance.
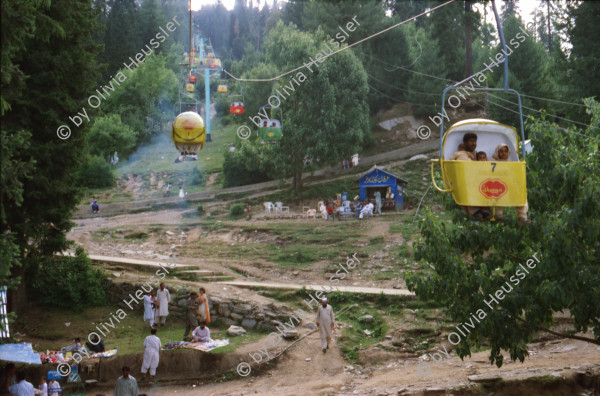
[450,132,530,224]
[142,283,172,328]
[1,365,60,396]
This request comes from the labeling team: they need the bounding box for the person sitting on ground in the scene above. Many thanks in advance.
[192,320,211,343]
[476,151,488,161]
[86,334,105,353]
[354,201,363,219]
[91,196,99,214]
[492,144,530,225]
[359,201,374,219]
[62,338,82,354]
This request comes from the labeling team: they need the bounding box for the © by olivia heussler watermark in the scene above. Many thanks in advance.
[416,22,534,140]
[56,16,181,140]
[236,16,360,140]
[235,253,361,376]
[56,256,178,377]
[416,252,540,376]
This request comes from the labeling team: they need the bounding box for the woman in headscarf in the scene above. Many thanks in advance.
[492,144,530,224]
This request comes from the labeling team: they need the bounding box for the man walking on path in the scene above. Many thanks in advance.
[156,283,171,326]
[316,297,335,353]
[141,329,161,380]
[184,292,199,340]
[114,366,138,396]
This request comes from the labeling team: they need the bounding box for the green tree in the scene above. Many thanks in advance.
[101,0,143,79]
[486,16,554,126]
[87,114,137,160]
[260,22,369,190]
[407,100,600,368]
[223,140,277,187]
[1,0,103,314]
[101,54,178,144]
[562,1,600,121]
[75,155,115,189]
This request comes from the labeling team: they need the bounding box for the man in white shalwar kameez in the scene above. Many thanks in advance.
[114,366,138,396]
[315,297,335,352]
[141,329,161,379]
[143,291,154,327]
[156,283,171,326]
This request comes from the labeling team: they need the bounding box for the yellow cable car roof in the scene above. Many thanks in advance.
[442,118,520,161]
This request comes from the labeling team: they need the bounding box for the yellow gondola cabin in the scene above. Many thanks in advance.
[172,112,206,155]
[431,119,527,207]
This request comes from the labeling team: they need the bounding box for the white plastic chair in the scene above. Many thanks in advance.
[275,202,289,214]
[264,202,275,214]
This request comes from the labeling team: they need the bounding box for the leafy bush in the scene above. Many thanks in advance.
[75,155,115,188]
[197,204,204,215]
[190,167,204,186]
[229,203,245,217]
[27,247,107,311]
[222,147,272,187]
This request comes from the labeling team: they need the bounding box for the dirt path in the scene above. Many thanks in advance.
[87,334,599,395]
[217,280,414,295]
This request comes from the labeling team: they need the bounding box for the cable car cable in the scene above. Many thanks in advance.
[488,100,599,140]
[367,83,438,108]
[366,72,441,96]
[222,0,458,82]
[519,94,589,108]
[358,50,456,83]
[488,93,598,130]
[382,37,423,71]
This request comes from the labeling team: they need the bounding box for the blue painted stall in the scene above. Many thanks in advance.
[357,166,408,210]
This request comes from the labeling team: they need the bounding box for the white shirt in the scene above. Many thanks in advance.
[143,295,154,320]
[48,381,60,396]
[38,382,48,396]
[192,326,211,342]
[143,334,161,353]
[9,380,35,396]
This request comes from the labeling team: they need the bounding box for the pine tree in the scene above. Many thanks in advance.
[1,0,103,314]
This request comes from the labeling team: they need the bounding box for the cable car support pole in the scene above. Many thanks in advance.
[205,68,211,142]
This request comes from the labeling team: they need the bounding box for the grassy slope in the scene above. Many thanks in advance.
[85,119,240,204]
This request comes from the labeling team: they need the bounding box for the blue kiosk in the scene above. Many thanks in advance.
[357,165,408,210]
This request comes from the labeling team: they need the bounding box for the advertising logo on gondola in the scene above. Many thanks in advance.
[181,118,198,130]
[479,179,507,199]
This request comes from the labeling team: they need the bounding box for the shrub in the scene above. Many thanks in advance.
[229,203,245,217]
[197,204,204,215]
[190,167,204,186]
[76,155,115,188]
[27,247,107,311]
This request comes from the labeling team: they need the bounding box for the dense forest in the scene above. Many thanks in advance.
[1,0,599,361]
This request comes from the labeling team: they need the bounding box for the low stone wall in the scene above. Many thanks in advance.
[106,280,299,331]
